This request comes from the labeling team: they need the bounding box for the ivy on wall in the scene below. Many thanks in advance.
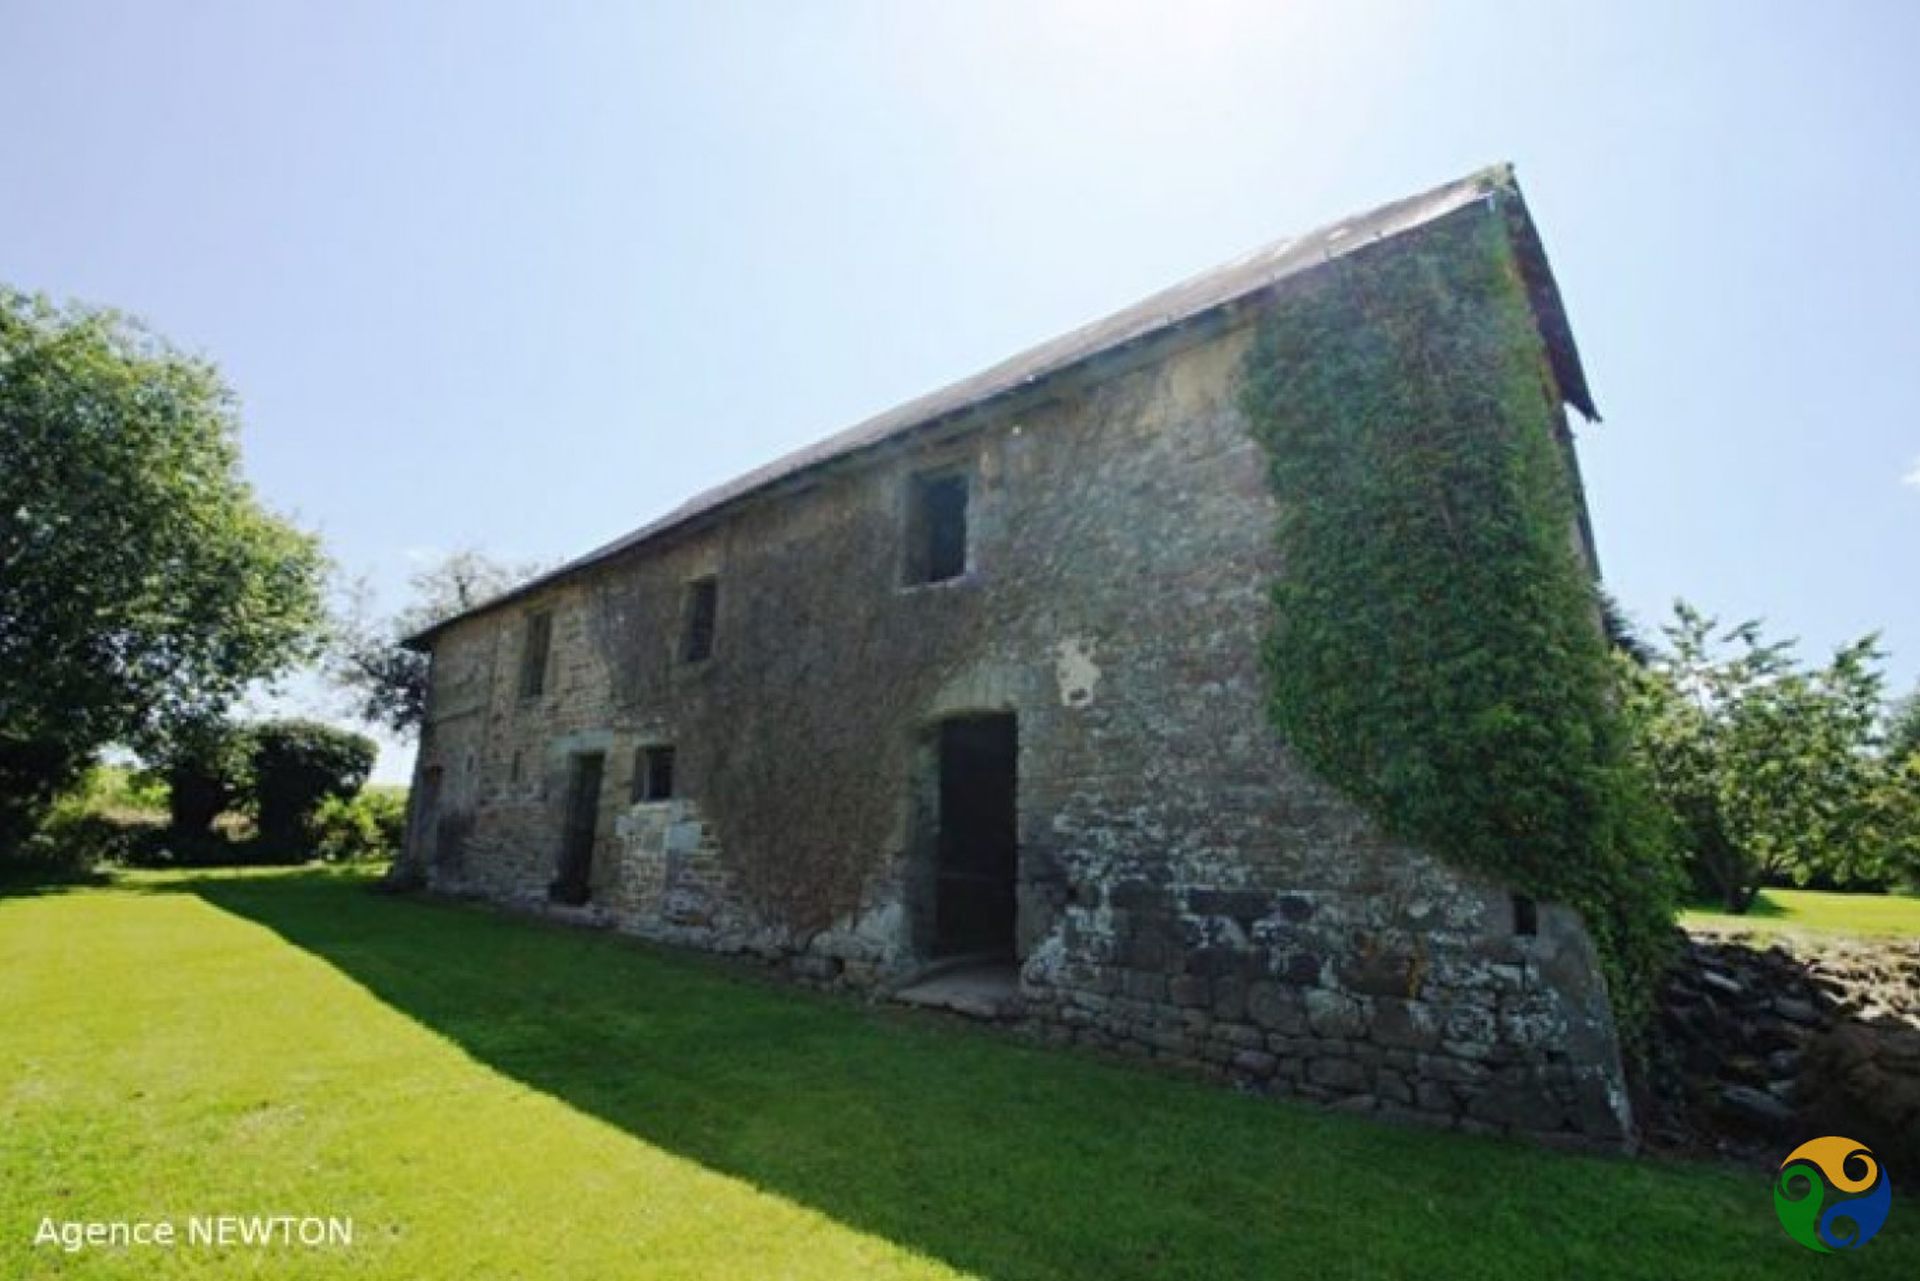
[586,499,987,941]
[1238,206,1676,1045]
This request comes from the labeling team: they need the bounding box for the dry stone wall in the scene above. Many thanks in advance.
[1648,931,1920,1173]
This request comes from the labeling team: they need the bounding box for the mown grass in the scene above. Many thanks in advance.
[2,867,1913,1279]
[1680,888,1920,940]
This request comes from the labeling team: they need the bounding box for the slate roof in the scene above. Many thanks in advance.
[408,163,1592,648]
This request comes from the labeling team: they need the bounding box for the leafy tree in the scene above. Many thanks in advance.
[1889,686,1920,765]
[151,718,255,836]
[249,719,376,854]
[329,548,543,735]
[1862,687,1920,890]
[1623,602,1891,910]
[1863,754,1920,891]
[0,288,326,848]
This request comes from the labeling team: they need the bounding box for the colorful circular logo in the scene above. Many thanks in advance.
[1775,1136,1892,1252]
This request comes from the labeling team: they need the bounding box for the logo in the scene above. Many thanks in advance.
[1774,1136,1892,1252]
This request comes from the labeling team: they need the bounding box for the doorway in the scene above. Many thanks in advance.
[932,714,1018,958]
[552,751,604,905]
[414,766,445,870]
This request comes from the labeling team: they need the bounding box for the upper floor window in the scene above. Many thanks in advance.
[905,469,969,585]
[682,577,718,663]
[633,745,676,802]
[518,610,553,698]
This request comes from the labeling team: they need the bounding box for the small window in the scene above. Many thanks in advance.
[906,470,969,585]
[1512,893,1539,937]
[519,610,553,697]
[683,577,718,663]
[633,745,675,802]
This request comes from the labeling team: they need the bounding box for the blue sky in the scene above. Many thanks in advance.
[5,1,1916,782]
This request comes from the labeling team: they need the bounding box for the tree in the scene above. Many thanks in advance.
[1889,686,1920,766]
[329,548,544,735]
[250,719,376,854]
[1863,754,1920,891]
[153,717,255,836]
[1863,687,1920,890]
[0,289,326,849]
[1623,602,1891,910]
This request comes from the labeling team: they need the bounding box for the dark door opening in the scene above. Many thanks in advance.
[552,751,604,905]
[933,714,1017,958]
[416,766,445,870]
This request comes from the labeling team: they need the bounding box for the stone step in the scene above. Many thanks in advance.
[893,960,1021,1020]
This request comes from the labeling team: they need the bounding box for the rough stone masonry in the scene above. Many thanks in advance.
[398,164,1635,1147]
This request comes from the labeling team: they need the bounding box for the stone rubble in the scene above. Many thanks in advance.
[1643,929,1920,1173]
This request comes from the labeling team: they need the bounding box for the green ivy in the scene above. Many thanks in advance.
[1238,208,1676,1048]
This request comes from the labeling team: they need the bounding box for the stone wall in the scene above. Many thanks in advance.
[403,199,1633,1147]
[1013,866,1627,1140]
[1648,931,1920,1172]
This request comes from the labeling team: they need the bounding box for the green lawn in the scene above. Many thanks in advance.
[2,870,1912,1279]
[1680,887,1920,940]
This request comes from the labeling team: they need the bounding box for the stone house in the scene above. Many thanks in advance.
[400,164,1633,1145]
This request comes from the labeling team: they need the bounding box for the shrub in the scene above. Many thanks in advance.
[125,830,229,868]
[151,720,254,835]
[249,720,377,856]
[1,773,163,888]
[98,766,168,816]
[0,737,89,855]
[309,789,407,863]
[3,815,120,888]
[33,763,166,820]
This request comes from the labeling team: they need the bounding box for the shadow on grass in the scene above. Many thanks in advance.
[0,863,113,898]
[1684,894,1787,920]
[167,870,1854,1281]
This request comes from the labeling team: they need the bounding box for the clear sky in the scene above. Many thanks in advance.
[5,1,1916,783]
